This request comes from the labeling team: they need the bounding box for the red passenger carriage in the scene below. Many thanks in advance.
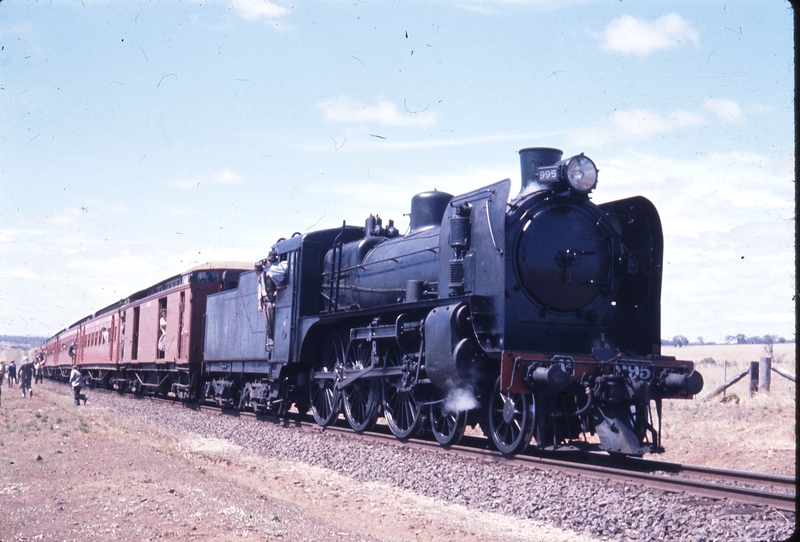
[43,263,247,400]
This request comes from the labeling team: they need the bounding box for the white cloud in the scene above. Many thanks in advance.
[574,108,704,146]
[169,169,245,190]
[229,0,290,22]
[611,108,703,138]
[599,13,699,57]
[317,96,437,127]
[747,103,775,114]
[704,98,745,123]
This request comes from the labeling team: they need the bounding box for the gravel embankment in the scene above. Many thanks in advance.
[86,387,795,542]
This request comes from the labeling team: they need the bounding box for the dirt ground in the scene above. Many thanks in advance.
[0,381,598,542]
[0,343,794,540]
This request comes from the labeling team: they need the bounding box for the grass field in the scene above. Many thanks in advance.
[658,344,796,476]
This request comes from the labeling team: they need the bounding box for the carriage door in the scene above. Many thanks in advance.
[156,298,168,360]
[131,307,140,361]
[178,291,188,360]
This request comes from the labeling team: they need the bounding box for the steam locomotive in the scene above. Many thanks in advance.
[43,147,703,456]
[203,147,703,455]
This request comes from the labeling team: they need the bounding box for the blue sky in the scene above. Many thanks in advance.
[0,0,794,343]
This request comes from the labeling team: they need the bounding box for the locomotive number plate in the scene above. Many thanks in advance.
[614,363,654,382]
[538,166,560,182]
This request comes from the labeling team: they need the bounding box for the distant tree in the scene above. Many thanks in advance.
[762,335,778,359]
[695,337,704,345]
[671,335,689,348]
[724,334,749,344]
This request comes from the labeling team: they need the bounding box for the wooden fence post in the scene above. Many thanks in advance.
[749,361,759,398]
[759,357,771,392]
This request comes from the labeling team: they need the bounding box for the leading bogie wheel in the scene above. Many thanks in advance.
[487,376,535,455]
[310,333,342,426]
[342,340,380,432]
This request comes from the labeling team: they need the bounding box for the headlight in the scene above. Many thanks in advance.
[535,152,598,195]
[565,154,598,193]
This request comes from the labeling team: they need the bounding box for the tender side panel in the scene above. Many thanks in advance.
[205,271,269,362]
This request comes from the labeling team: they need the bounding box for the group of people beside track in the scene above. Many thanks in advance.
[0,349,86,407]
[0,352,44,406]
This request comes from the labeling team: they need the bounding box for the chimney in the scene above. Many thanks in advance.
[517,147,563,199]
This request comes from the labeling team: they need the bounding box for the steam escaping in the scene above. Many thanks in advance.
[444,387,478,413]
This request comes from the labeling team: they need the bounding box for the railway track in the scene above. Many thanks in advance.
[89,386,798,512]
[314,422,796,512]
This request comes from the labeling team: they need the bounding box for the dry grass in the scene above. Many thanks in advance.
[658,344,796,476]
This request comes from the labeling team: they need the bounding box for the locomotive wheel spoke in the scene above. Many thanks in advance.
[310,333,342,426]
[429,398,467,447]
[381,345,423,439]
[342,340,380,433]
[487,377,534,456]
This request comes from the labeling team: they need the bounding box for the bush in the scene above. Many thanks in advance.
[699,357,717,365]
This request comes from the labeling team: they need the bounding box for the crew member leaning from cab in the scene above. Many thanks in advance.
[255,252,288,348]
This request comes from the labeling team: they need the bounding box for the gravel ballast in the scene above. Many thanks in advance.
[86,386,796,542]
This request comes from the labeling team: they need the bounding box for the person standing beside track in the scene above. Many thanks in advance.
[6,360,16,389]
[18,357,34,398]
[34,350,44,384]
[69,364,86,406]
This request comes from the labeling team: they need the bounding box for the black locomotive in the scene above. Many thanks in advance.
[203,147,703,456]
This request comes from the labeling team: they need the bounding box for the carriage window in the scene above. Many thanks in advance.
[197,271,219,283]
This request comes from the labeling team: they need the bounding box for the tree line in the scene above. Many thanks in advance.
[662,334,793,347]
[0,335,48,349]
